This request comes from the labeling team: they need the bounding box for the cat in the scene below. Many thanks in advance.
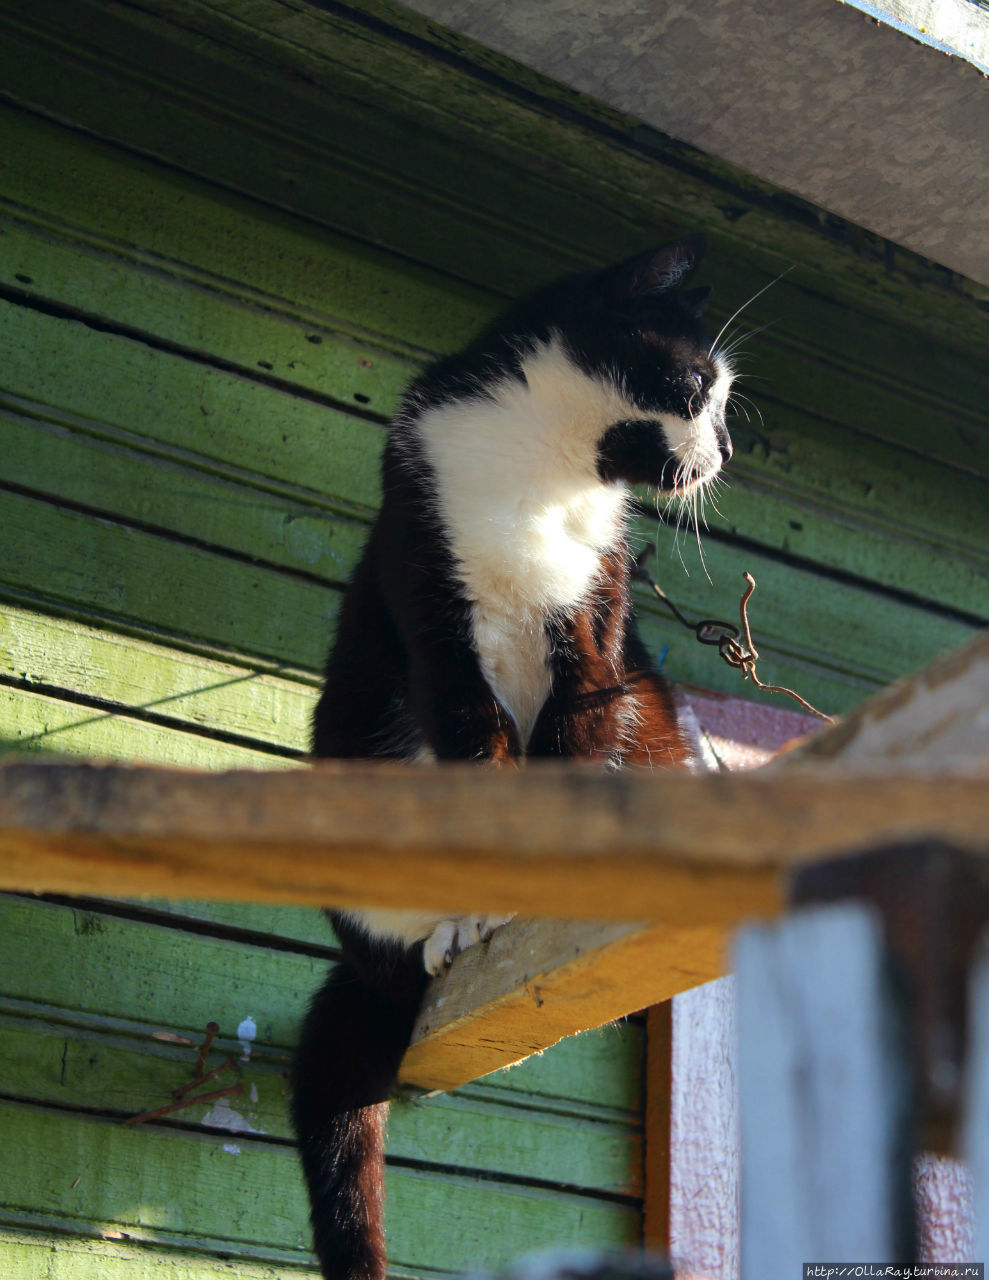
[290,235,734,1280]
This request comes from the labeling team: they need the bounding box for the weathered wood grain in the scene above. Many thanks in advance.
[0,1101,638,1270]
[0,1011,640,1197]
[0,488,340,671]
[1,408,374,591]
[666,978,739,1280]
[0,303,385,512]
[2,1230,314,1280]
[770,627,989,774]
[0,686,297,769]
[0,210,425,407]
[0,759,986,913]
[0,605,318,755]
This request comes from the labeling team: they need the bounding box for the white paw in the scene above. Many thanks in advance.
[421,914,515,975]
[423,920,460,976]
[475,912,515,942]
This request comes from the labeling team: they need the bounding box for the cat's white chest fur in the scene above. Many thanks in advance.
[413,339,631,742]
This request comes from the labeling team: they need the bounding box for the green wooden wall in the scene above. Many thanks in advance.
[0,0,986,1275]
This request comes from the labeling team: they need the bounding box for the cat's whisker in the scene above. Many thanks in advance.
[694,490,713,584]
[716,320,775,364]
[730,391,765,428]
[707,267,793,360]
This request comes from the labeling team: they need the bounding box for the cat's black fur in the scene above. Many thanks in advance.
[291,236,733,1280]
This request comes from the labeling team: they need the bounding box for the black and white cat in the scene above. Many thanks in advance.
[291,235,734,1280]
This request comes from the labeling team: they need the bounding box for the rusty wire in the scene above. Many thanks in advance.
[631,547,835,724]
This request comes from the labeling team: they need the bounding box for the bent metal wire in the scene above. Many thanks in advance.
[631,545,835,724]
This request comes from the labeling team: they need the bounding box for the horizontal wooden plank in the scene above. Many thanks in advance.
[0,894,314,1054]
[0,1011,640,1197]
[0,213,422,411]
[105,897,336,951]
[1,1229,313,1280]
[1,630,984,1093]
[0,760,985,916]
[0,1102,638,1269]
[0,302,384,511]
[0,687,294,769]
[0,488,339,670]
[471,1020,643,1114]
[0,605,317,754]
[1,408,372,590]
[712,410,989,615]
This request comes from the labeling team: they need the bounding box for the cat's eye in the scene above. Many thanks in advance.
[690,371,708,392]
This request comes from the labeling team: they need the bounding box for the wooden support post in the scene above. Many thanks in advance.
[735,904,915,1273]
[643,1001,674,1253]
[654,978,739,1280]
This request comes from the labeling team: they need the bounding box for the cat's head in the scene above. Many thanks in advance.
[403,237,734,519]
[532,236,734,498]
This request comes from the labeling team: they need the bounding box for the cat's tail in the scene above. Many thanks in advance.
[291,928,428,1280]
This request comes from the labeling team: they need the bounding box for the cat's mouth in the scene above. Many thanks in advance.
[667,445,727,494]
[674,464,718,493]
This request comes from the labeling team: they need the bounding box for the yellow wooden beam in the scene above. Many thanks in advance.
[402,919,724,1090]
[1,761,986,916]
[1,630,986,1089]
[1,756,986,1089]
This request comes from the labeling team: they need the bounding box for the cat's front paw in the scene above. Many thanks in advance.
[474,912,515,942]
[421,914,515,975]
[422,920,461,976]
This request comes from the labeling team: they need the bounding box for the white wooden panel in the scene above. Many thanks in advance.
[964,940,989,1260]
[736,903,911,1276]
[669,976,739,1280]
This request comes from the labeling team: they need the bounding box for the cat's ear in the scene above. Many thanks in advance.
[612,235,707,300]
[680,284,714,316]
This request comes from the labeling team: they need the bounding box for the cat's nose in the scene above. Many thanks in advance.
[715,422,733,463]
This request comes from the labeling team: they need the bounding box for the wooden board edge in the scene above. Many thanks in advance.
[400,919,724,1091]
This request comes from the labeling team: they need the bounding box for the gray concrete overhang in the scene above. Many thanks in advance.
[400,0,989,287]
